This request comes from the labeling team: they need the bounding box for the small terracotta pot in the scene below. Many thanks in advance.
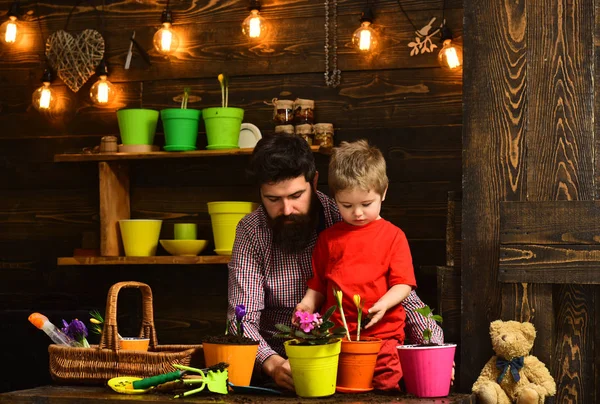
[336,337,382,393]
[202,342,258,387]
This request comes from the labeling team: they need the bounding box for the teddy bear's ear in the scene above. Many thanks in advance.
[521,322,536,340]
[490,320,504,335]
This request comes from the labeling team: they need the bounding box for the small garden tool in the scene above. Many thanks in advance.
[107,362,228,396]
[108,376,151,395]
[172,364,229,398]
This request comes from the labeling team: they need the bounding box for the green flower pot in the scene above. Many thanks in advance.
[117,109,159,145]
[202,107,244,149]
[161,108,201,151]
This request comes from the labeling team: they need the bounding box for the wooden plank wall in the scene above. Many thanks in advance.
[0,0,462,392]
[463,0,597,402]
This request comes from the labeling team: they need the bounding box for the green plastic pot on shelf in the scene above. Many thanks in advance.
[161,108,202,151]
[117,109,159,145]
[202,107,244,149]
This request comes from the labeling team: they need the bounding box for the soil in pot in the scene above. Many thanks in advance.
[202,334,257,345]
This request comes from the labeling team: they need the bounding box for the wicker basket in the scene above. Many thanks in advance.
[49,281,204,384]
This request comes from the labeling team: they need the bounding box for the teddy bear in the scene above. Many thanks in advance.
[472,320,556,404]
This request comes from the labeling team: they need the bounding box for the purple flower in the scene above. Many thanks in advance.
[235,305,246,322]
[62,319,90,347]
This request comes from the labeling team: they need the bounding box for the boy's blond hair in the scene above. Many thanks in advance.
[328,139,388,196]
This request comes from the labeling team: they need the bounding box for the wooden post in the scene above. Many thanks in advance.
[99,162,130,256]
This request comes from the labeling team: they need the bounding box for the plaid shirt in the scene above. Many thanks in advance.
[228,190,443,368]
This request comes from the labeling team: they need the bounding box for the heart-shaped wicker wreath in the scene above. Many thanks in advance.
[45,29,105,93]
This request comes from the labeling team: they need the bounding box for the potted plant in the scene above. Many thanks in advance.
[333,288,382,393]
[160,87,202,151]
[396,305,456,398]
[202,74,244,150]
[275,306,347,398]
[202,304,259,387]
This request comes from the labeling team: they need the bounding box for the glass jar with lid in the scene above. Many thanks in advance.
[294,98,315,125]
[313,123,334,148]
[272,99,294,125]
[274,125,295,136]
[295,124,313,145]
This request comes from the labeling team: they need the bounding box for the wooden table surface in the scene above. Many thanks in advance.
[0,386,476,404]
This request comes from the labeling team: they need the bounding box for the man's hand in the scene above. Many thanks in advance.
[365,301,388,329]
[263,355,294,391]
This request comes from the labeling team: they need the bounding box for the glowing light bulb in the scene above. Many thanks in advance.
[359,26,372,50]
[153,22,179,54]
[5,17,17,42]
[352,21,378,53]
[242,9,267,39]
[1,15,22,45]
[438,39,462,70]
[90,76,115,105]
[438,25,462,71]
[249,15,260,37]
[32,82,55,111]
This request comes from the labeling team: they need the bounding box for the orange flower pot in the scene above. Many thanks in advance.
[336,337,382,393]
[202,342,259,386]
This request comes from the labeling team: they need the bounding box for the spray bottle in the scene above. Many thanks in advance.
[28,312,79,347]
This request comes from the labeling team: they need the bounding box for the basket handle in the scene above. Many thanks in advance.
[98,281,159,351]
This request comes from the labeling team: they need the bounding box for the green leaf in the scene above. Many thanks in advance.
[321,320,335,330]
[294,330,310,339]
[431,314,444,324]
[415,306,432,318]
[423,329,432,343]
[274,324,292,333]
[331,326,347,335]
[322,305,336,321]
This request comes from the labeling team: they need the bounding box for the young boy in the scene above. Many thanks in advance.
[296,139,416,391]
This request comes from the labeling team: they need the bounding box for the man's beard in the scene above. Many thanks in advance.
[267,194,319,253]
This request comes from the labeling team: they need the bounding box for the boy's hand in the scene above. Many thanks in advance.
[292,303,313,325]
[365,301,388,329]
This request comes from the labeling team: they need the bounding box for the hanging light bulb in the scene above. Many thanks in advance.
[242,0,267,40]
[90,59,115,105]
[32,69,56,111]
[351,8,379,54]
[438,24,462,70]
[0,1,22,45]
[153,6,179,55]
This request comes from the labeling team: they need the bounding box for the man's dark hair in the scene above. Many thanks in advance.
[247,134,316,185]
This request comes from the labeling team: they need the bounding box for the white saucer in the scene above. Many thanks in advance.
[239,123,262,148]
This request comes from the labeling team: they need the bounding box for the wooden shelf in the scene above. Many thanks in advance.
[57,256,231,266]
[54,145,324,162]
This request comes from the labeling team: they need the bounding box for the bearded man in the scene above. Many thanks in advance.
[227,134,443,391]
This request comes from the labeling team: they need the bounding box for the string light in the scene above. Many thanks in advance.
[438,24,462,70]
[32,69,56,111]
[1,1,22,45]
[351,8,378,54]
[242,0,267,40]
[89,59,115,105]
[153,1,179,54]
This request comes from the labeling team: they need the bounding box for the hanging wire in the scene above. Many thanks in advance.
[397,0,447,32]
[64,0,102,31]
[396,0,419,32]
[442,0,446,26]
